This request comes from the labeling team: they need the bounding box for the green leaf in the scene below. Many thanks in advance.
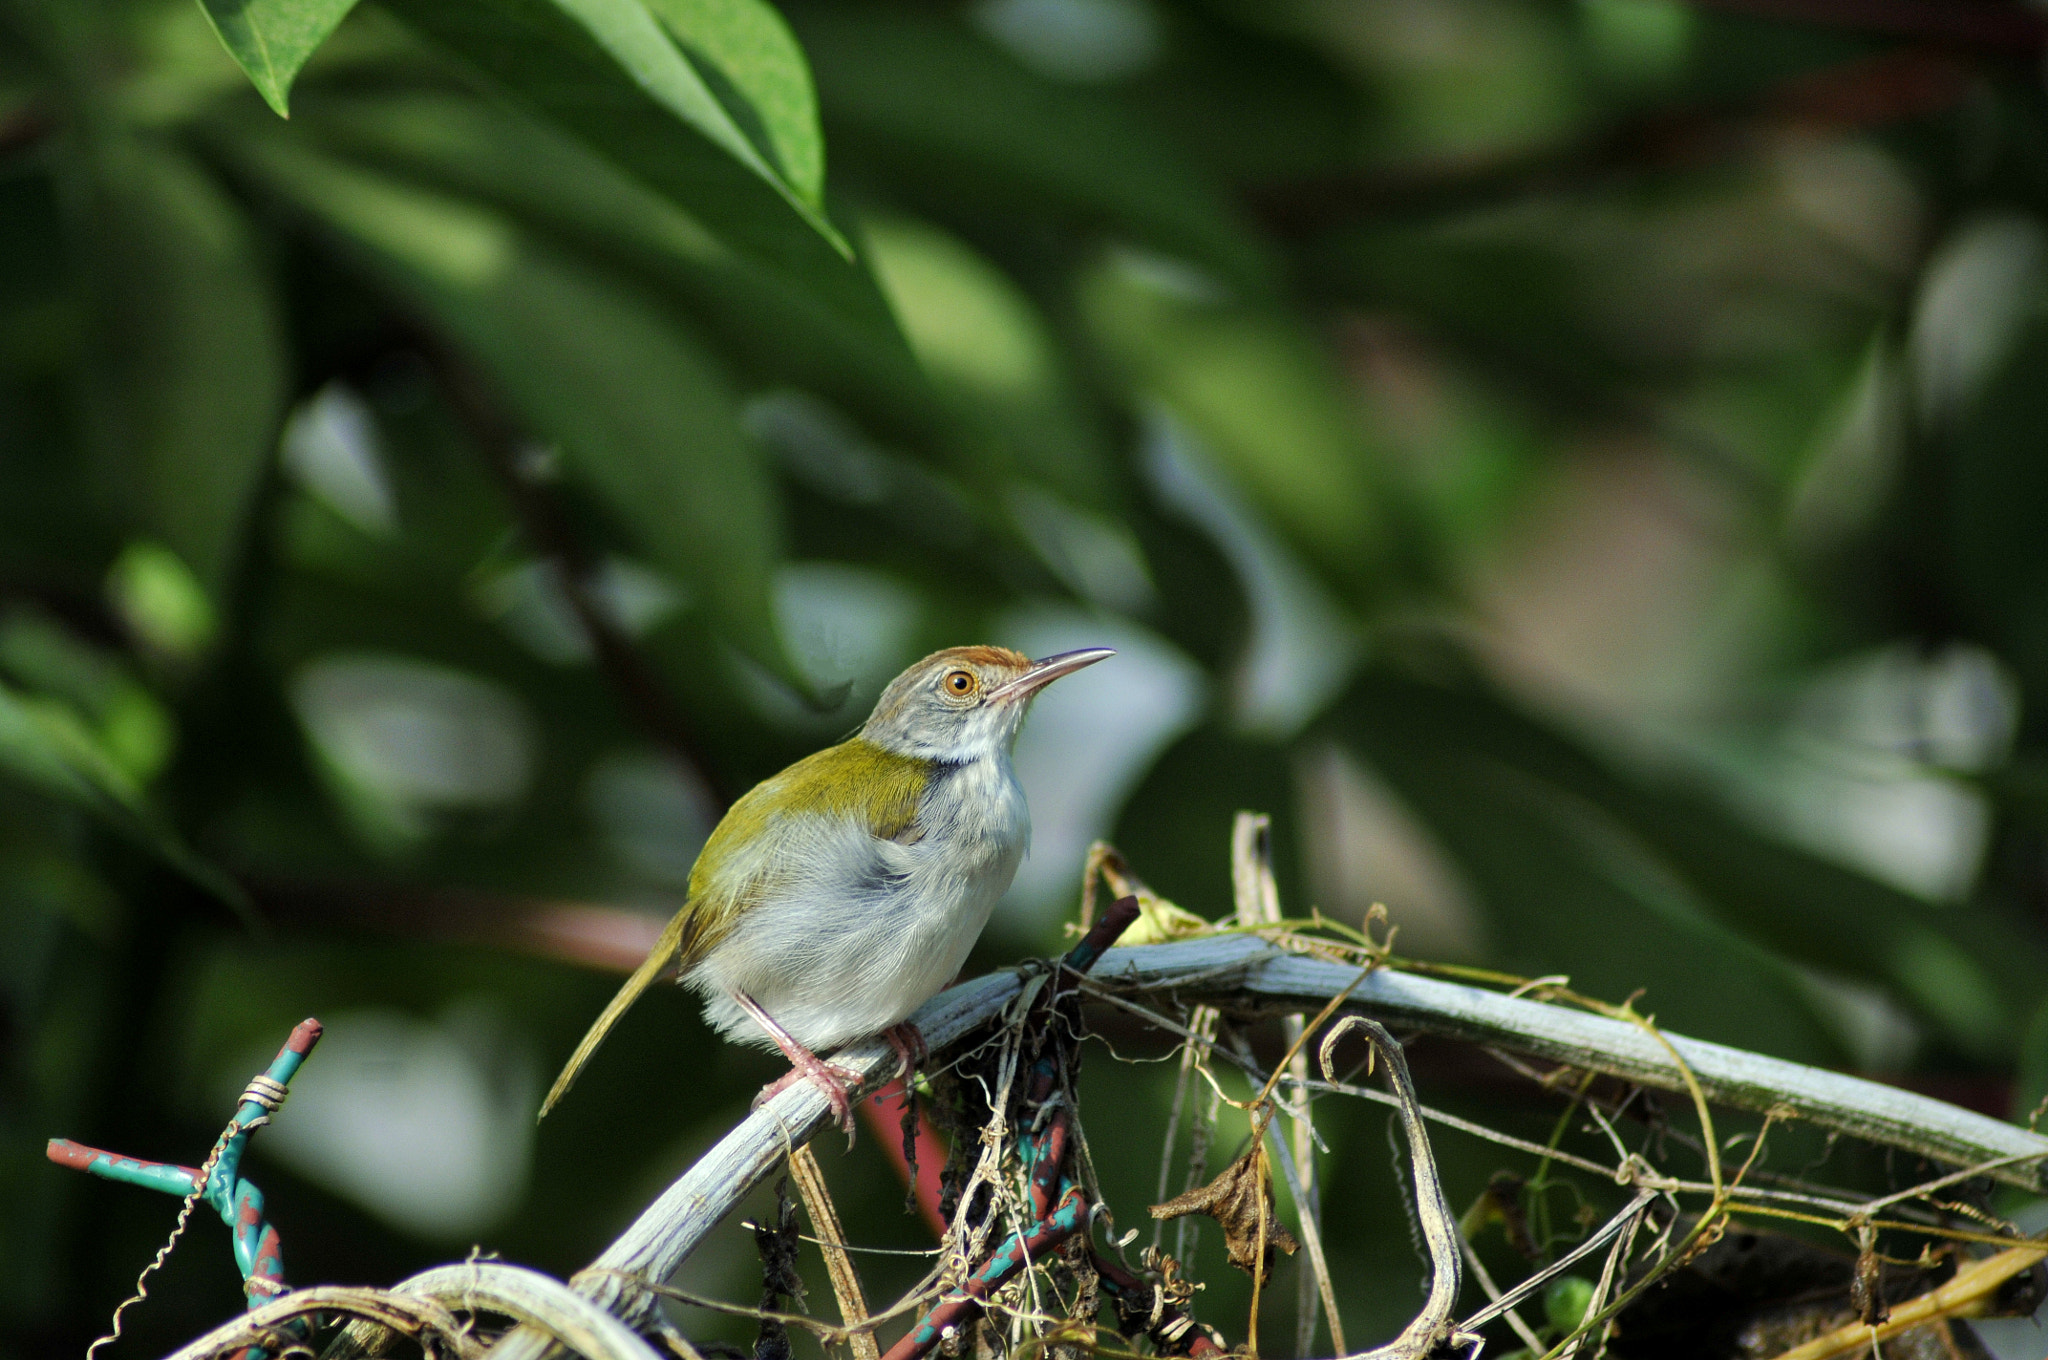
[1335,665,2048,1060]
[643,0,823,204]
[1079,251,1393,592]
[80,135,287,604]
[275,91,1078,507]
[107,540,220,662]
[1331,672,1846,1063]
[233,134,787,670]
[378,0,847,258]
[863,215,1109,506]
[194,0,363,116]
[273,88,917,388]
[0,677,250,918]
[798,11,1270,293]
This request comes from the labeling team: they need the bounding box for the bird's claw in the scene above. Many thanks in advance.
[883,1022,928,1081]
[755,1057,864,1137]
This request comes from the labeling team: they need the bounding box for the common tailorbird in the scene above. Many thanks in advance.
[539,644,1115,1129]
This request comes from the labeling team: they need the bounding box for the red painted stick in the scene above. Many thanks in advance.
[859,1080,950,1238]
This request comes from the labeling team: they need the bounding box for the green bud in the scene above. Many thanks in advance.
[1545,1275,1597,1334]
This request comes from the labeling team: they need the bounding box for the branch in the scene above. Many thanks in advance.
[1115,937,2048,1190]
[1318,1018,1470,1360]
[319,1262,668,1360]
[397,1262,667,1360]
[482,933,2048,1360]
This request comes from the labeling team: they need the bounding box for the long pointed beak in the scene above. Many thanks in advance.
[990,647,1116,703]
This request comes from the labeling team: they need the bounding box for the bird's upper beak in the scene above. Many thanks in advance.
[990,647,1116,703]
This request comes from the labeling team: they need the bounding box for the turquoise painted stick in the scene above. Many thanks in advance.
[47,1017,323,1311]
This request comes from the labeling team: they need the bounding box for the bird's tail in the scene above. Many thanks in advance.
[537,911,690,1121]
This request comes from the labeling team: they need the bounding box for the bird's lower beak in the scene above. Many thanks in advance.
[990,647,1116,702]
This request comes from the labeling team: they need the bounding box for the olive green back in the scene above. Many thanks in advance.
[679,737,931,958]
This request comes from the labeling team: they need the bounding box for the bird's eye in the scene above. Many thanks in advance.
[944,669,977,697]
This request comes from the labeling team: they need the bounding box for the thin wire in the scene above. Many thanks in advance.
[795,1234,944,1259]
[86,1121,237,1360]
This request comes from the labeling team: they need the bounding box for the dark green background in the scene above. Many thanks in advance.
[6,0,2048,1354]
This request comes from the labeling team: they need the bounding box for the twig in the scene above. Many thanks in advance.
[162,1286,482,1360]
[482,932,2048,1359]
[1087,936,2048,1190]
[1456,1236,1546,1354]
[790,1146,881,1360]
[1455,1190,1657,1337]
[880,898,1224,1360]
[1565,1195,1649,1360]
[1230,813,1339,1355]
[1077,966,2029,1230]
[403,1262,666,1360]
[593,1270,942,1340]
[1759,1240,2048,1360]
[1316,1018,1470,1360]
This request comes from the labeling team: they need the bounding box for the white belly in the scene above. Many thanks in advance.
[686,755,1028,1052]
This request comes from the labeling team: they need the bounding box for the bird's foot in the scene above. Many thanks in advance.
[882,1022,927,1080]
[754,1058,864,1135]
[734,989,863,1137]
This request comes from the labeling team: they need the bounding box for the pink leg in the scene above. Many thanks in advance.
[735,991,861,1135]
[883,1021,927,1079]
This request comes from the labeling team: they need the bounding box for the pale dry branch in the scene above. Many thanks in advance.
[481,930,2048,1360]
[400,1263,667,1360]
[169,1286,480,1360]
[1090,936,2048,1190]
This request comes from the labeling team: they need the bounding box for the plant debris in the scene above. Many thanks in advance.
[1149,1143,1299,1282]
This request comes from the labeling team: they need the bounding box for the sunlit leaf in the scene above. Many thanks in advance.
[194,0,362,115]
[0,677,249,917]
[644,0,823,203]
[0,607,177,785]
[1079,250,1394,593]
[378,0,850,262]
[107,540,219,661]
[864,215,1108,505]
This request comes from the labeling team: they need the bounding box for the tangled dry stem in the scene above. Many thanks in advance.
[157,818,2048,1360]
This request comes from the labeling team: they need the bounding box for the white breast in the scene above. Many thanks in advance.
[688,754,1029,1052]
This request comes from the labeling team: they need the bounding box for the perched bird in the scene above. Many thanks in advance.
[539,644,1114,1130]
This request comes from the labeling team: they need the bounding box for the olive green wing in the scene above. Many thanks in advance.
[537,738,927,1121]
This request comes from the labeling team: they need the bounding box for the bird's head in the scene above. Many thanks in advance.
[861,645,1114,762]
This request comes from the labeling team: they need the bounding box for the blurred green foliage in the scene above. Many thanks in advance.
[7,0,2048,1354]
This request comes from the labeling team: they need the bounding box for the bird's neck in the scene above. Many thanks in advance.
[914,743,1029,848]
[859,722,1016,767]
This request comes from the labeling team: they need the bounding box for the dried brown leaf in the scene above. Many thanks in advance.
[1149,1144,1298,1281]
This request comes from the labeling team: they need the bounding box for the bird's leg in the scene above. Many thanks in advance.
[883,1021,927,1080]
[735,990,861,1135]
